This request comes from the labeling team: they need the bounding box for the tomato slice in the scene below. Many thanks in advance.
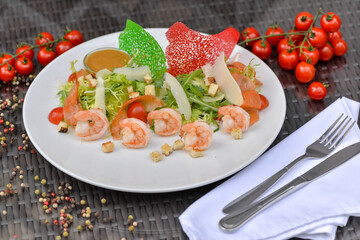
[127,102,147,123]
[48,107,64,124]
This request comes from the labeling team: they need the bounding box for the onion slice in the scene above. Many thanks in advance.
[164,72,191,120]
[213,52,244,106]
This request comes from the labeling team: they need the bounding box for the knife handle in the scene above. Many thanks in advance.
[219,177,308,232]
[222,154,308,214]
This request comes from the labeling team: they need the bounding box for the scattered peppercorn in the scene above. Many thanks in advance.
[41,179,47,185]
[101,198,107,205]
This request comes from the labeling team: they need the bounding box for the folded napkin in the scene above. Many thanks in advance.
[180,97,360,240]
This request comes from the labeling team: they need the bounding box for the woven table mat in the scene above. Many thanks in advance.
[0,0,359,239]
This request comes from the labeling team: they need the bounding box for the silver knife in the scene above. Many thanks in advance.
[219,141,360,232]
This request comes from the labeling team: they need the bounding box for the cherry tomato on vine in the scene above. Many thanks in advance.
[278,49,299,70]
[332,38,348,56]
[265,24,285,46]
[299,46,319,65]
[308,82,327,100]
[318,43,334,61]
[277,38,294,53]
[15,57,33,75]
[37,47,56,66]
[48,107,64,125]
[241,27,260,46]
[16,44,34,60]
[0,53,15,66]
[295,62,315,83]
[55,40,74,56]
[64,29,84,46]
[320,12,341,33]
[36,32,55,47]
[327,31,342,43]
[287,29,305,44]
[127,101,147,123]
[252,40,271,60]
[308,27,327,48]
[0,64,15,82]
[294,12,314,31]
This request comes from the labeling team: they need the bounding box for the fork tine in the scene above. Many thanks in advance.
[330,121,356,149]
[319,113,344,141]
[325,117,351,146]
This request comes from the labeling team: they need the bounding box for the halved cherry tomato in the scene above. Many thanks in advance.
[332,39,347,56]
[277,38,294,54]
[308,27,327,48]
[16,44,34,60]
[48,107,64,124]
[0,53,15,66]
[295,62,315,83]
[308,82,327,100]
[318,43,334,61]
[252,40,271,60]
[265,25,285,46]
[294,12,314,31]
[241,27,260,46]
[320,12,341,33]
[278,49,299,70]
[259,94,269,110]
[127,101,147,123]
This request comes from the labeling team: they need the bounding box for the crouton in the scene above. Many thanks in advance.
[145,84,155,96]
[144,73,153,84]
[231,128,243,140]
[150,151,163,162]
[190,149,205,158]
[129,92,140,99]
[208,83,219,97]
[57,122,68,133]
[102,141,115,153]
[161,143,173,156]
[173,139,184,150]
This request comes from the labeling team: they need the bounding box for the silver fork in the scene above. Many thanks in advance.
[223,113,355,214]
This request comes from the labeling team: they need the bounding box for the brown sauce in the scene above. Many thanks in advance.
[85,49,130,73]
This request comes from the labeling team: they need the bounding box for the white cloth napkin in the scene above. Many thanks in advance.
[180,97,360,240]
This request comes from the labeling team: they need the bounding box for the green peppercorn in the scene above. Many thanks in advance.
[41,179,47,185]
[42,192,47,198]
[85,220,91,225]
[80,200,86,205]
[101,198,107,204]
[55,236,61,240]
[63,231,69,237]
[6,183,12,189]
[35,189,40,195]
[43,205,48,210]
[34,175,39,181]
[77,225,83,231]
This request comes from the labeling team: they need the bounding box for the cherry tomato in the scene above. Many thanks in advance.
[295,62,315,83]
[320,12,341,33]
[308,82,327,100]
[55,40,74,56]
[0,64,15,82]
[16,44,34,60]
[252,40,271,60]
[294,12,314,31]
[327,31,342,43]
[265,25,285,46]
[36,32,54,47]
[308,27,327,48]
[68,72,77,82]
[278,49,299,70]
[48,107,64,125]
[299,46,319,65]
[241,27,260,47]
[0,53,15,66]
[127,101,147,123]
[37,47,56,66]
[287,29,305,44]
[332,38,347,56]
[277,38,294,53]
[259,94,269,110]
[318,43,334,61]
[64,30,84,46]
[14,57,33,75]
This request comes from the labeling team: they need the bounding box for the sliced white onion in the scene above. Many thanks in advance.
[164,72,191,120]
[213,52,244,106]
[113,66,151,81]
[95,76,106,112]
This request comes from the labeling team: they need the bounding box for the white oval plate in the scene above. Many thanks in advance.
[23,28,286,193]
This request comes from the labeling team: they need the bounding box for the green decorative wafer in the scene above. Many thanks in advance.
[118,20,166,80]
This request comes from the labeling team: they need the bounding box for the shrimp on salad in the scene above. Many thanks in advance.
[180,121,213,151]
[63,79,82,126]
[118,118,152,148]
[73,109,109,141]
[147,108,182,136]
[218,105,250,133]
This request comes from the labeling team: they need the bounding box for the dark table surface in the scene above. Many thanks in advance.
[0,0,359,239]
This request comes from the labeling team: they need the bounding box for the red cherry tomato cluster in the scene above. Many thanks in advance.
[0,28,84,82]
[240,10,347,100]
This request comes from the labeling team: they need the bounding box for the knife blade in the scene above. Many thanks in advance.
[219,142,360,232]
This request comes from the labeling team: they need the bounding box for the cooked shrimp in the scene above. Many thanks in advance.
[63,80,82,126]
[74,109,109,141]
[118,118,151,148]
[180,121,213,151]
[218,105,250,133]
[147,108,182,136]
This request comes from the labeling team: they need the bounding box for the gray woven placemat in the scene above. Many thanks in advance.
[0,0,359,239]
